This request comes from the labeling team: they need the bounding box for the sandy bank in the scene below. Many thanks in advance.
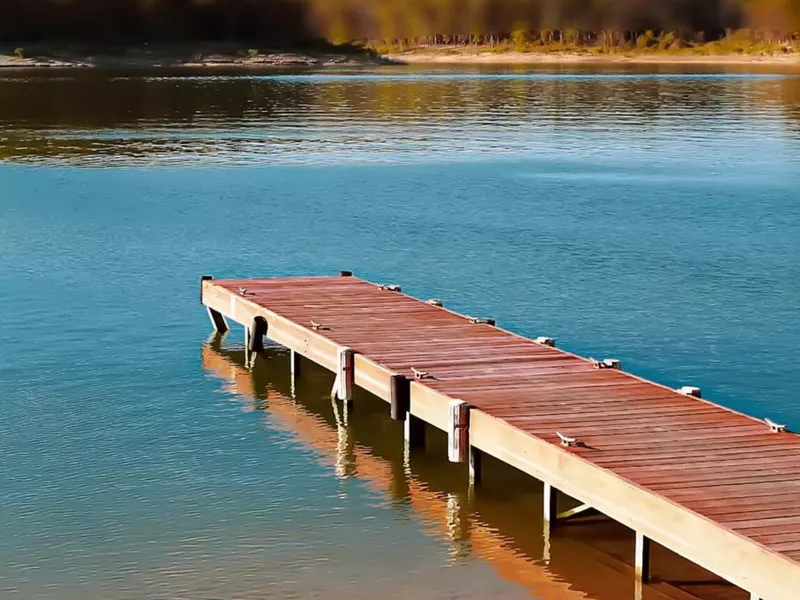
[388,50,800,66]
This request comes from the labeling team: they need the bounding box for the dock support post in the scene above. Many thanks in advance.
[290,350,301,397]
[404,413,426,449]
[635,531,651,583]
[248,317,267,354]
[291,350,301,379]
[448,400,470,463]
[542,482,558,563]
[543,483,558,524]
[390,375,410,421]
[332,347,354,406]
[206,307,229,334]
[469,446,483,486]
[542,518,552,564]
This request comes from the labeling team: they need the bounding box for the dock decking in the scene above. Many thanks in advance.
[201,273,800,600]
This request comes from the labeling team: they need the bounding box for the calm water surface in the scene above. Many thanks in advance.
[1,65,799,599]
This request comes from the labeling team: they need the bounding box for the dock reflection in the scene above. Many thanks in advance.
[201,340,744,600]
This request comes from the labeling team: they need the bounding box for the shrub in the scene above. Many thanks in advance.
[511,29,528,51]
[563,28,580,47]
[658,31,681,50]
[728,28,754,43]
[247,48,259,58]
[13,47,24,59]
[636,30,656,49]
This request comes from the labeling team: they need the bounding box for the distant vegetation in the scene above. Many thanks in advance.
[0,0,798,52]
[372,29,795,56]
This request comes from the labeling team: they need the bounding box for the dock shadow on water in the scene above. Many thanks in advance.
[201,335,747,600]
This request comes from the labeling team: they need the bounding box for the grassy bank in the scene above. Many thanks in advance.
[377,30,799,64]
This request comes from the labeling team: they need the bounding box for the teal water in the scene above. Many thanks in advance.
[1,66,800,599]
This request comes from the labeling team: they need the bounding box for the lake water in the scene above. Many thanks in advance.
[1,65,799,600]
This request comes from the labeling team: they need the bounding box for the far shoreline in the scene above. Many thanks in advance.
[2,44,800,69]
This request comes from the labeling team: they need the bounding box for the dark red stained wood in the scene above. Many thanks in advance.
[214,275,800,565]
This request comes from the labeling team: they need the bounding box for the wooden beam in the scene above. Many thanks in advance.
[557,503,600,521]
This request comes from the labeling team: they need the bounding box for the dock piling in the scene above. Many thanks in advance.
[448,400,470,463]
[290,349,301,397]
[390,374,410,421]
[332,347,355,405]
[543,483,558,524]
[290,349,301,377]
[404,413,426,448]
[469,446,483,486]
[248,317,267,353]
[206,307,229,334]
[635,531,652,583]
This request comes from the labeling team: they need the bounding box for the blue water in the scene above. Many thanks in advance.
[1,67,799,599]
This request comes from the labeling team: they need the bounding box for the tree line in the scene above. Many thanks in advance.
[1,0,798,43]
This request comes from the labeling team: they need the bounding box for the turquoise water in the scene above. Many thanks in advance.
[1,67,799,599]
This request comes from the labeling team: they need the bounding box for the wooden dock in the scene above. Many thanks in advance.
[202,343,726,600]
[200,273,800,600]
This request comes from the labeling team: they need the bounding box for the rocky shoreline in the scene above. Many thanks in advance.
[0,45,392,69]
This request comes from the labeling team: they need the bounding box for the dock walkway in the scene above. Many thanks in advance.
[201,273,800,600]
